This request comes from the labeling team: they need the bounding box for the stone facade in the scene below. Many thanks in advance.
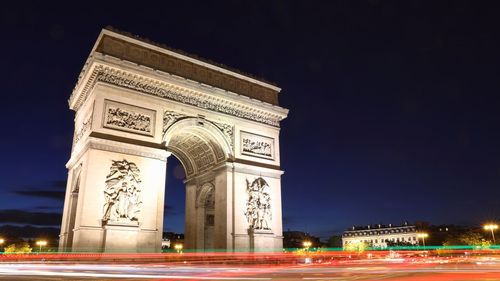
[342,224,419,249]
[59,28,288,252]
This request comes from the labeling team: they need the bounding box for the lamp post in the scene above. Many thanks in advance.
[417,233,428,250]
[303,241,312,252]
[484,224,498,244]
[0,238,4,252]
[36,240,47,252]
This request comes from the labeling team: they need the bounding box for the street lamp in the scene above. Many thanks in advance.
[484,224,498,244]
[36,240,47,252]
[174,243,183,253]
[0,238,4,245]
[303,241,312,249]
[417,233,429,250]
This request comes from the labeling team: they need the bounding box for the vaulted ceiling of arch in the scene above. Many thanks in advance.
[168,132,225,177]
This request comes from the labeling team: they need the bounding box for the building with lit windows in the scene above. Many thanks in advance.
[342,223,419,248]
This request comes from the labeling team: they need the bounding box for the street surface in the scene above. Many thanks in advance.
[1,255,500,280]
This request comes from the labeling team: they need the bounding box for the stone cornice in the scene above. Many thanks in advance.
[69,62,288,127]
[66,137,170,168]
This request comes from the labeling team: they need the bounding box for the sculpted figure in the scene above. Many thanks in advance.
[103,160,142,223]
[244,177,272,230]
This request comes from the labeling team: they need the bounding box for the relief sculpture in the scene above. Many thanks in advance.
[212,121,234,147]
[106,106,151,133]
[241,132,274,159]
[162,110,186,136]
[244,177,272,230]
[242,138,272,157]
[77,67,282,127]
[73,116,92,145]
[103,160,142,224]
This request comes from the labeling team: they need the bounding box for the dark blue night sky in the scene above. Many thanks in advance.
[1,1,500,240]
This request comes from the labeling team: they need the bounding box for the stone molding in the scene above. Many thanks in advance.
[66,137,169,168]
[232,162,284,179]
[70,64,285,127]
[87,138,169,161]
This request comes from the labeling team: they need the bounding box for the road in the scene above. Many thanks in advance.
[0,257,499,280]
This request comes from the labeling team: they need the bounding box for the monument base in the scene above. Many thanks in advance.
[103,221,140,252]
[249,229,276,251]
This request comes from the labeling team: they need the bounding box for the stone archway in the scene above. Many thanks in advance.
[195,182,215,250]
[58,28,288,252]
[163,118,232,250]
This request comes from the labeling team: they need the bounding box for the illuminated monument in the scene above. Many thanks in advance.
[59,28,289,252]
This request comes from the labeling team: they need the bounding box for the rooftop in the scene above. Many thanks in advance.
[93,26,281,105]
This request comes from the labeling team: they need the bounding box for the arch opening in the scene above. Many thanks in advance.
[162,119,230,250]
[163,118,231,179]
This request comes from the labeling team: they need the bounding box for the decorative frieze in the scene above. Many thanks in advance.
[70,66,283,127]
[240,131,274,160]
[245,177,272,231]
[73,116,92,145]
[103,100,155,136]
[103,159,142,224]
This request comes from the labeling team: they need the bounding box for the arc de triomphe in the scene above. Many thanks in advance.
[58,28,289,252]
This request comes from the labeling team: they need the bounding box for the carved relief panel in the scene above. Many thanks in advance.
[103,100,155,136]
[162,110,186,135]
[102,159,142,225]
[73,114,92,146]
[240,131,274,160]
[244,177,272,231]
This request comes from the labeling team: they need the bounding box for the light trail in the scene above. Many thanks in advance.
[0,250,499,280]
[0,265,271,280]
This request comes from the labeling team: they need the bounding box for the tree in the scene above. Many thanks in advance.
[4,242,32,254]
[345,241,369,253]
[443,231,491,247]
[326,235,342,248]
